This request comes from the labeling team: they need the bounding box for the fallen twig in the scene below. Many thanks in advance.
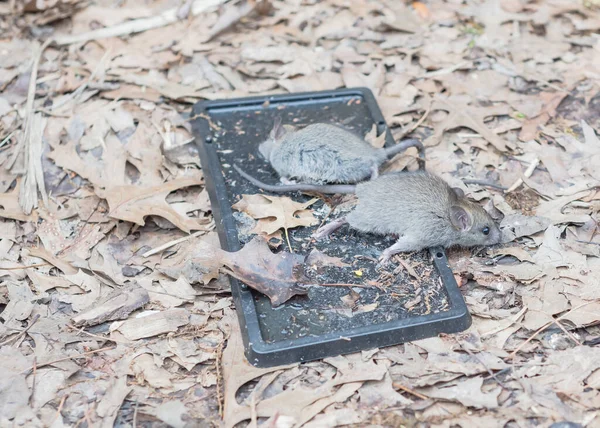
[216,337,226,419]
[53,0,228,45]
[507,301,596,360]
[0,314,40,347]
[452,336,509,391]
[21,346,116,374]
[319,283,374,289]
[392,382,429,400]
[142,230,207,257]
[463,179,508,191]
[0,263,49,270]
[505,157,540,193]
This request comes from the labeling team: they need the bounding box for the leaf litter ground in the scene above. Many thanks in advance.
[1,0,600,426]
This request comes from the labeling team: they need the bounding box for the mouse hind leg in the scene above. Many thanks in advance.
[280,176,297,185]
[312,217,348,239]
[379,235,422,264]
[370,164,379,180]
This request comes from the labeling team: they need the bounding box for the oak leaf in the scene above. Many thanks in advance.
[96,178,207,233]
[232,194,319,236]
[159,236,309,306]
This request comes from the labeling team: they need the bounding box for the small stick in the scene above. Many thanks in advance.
[507,301,596,360]
[21,346,116,374]
[54,0,226,45]
[284,228,293,253]
[397,101,432,140]
[52,395,67,426]
[0,314,40,346]
[216,339,226,419]
[249,394,258,428]
[67,324,131,345]
[0,263,49,270]
[142,230,206,257]
[463,179,508,191]
[550,318,583,346]
[505,157,540,193]
[30,357,37,406]
[57,199,102,257]
[392,382,429,400]
[575,240,600,246]
[452,337,509,390]
[396,257,420,280]
[319,283,374,289]
[7,38,53,170]
[133,400,139,428]
[421,61,472,78]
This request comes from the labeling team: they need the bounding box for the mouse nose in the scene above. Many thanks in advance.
[491,225,502,244]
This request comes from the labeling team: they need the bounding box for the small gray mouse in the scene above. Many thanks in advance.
[234,165,501,263]
[258,117,425,184]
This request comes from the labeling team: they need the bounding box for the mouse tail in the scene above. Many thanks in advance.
[233,165,355,194]
[383,139,426,169]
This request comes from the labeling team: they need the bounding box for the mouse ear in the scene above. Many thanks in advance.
[270,116,286,140]
[452,187,465,198]
[450,206,473,231]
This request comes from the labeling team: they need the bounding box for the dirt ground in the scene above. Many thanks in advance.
[1,0,600,427]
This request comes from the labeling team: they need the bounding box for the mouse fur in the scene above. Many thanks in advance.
[234,165,501,262]
[258,118,424,184]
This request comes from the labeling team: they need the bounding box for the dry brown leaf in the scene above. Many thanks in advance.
[419,376,501,409]
[111,308,189,341]
[159,236,309,306]
[94,376,132,427]
[363,123,387,148]
[206,0,267,42]
[425,100,514,152]
[305,248,350,268]
[232,194,319,236]
[72,284,149,327]
[0,181,38,222]
[0,347,32,420]
[97,178,207,233]
[3,0,600,425]
[519,92,568,141]
[221,237,309,306]
[131,353,173,389]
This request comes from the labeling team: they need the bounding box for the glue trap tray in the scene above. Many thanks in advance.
[191,88,471,367]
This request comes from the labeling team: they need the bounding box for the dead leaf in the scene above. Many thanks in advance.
[305,249,350,268]
[95,376,131,427]
[221,237,309,306]
[0,181,38,222]
[131,354,173,389]
[206,0,263,42]
[363,123,387,148]
[111,308,189,341]
[232,194,319,236]
[97,178,206,233]
[419,376,501,409]
[153,400,189,428]
[72,284,149,327]
[519,92,568,141]
[0,347,32,420]
[425,100,514,152]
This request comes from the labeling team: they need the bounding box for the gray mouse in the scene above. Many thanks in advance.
[234,165,502,263]
[258,117,425,184]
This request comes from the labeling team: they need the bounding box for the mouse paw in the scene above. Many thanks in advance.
[280,177,297,185]
[377,251,394,266]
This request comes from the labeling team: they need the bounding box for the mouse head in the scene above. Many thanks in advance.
[449,201,502,248]
[259,116,289,160]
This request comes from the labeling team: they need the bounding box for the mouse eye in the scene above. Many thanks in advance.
[482,226,490,235]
